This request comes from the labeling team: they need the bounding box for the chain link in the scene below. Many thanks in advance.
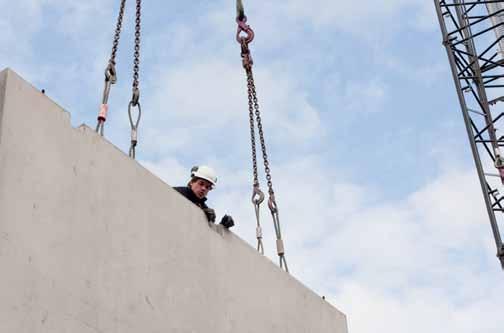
[247,64,266,253]
[247,69,259,186]
[247,69,274,194]
[132,0,141,98]
[255,79,273,192]
[110,0,126,67]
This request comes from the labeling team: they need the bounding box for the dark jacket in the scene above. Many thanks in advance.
[174,186,233,228]
[173,186,209,210]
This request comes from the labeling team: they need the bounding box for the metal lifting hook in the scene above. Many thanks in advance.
[251,185,265,205]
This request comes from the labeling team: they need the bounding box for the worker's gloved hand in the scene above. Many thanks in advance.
[203,208,216,223]
[220,215,235,229]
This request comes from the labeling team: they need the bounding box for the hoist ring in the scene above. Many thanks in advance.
[128,101,142,128]
[251,187,265,205]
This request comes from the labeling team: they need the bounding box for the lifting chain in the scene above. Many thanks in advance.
[96,0,126,136]
[236,2,288,273]
[96,0,143,160]
[129,0,142,159]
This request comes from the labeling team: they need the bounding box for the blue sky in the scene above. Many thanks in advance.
[2,1,503,332]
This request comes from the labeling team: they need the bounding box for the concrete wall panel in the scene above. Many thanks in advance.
[0,68,348,333]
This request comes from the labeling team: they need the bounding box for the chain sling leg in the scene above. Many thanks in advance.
[96,0,126,136]
[236,1,289,272]
[251,67,289,272]
[94,0,143,159]
[128,0,142,159]
[247,51,265,254]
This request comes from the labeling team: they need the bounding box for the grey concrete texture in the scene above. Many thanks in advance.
[0,68,348,333]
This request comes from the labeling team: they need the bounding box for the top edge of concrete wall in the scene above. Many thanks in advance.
[0,68,70,117]
[0,69,7,143]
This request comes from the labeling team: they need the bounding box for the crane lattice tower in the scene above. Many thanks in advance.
[435,0,504,269]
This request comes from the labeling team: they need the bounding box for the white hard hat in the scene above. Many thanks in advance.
[191,165,217,186]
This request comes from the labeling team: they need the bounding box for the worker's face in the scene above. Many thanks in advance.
[190,178,213,199]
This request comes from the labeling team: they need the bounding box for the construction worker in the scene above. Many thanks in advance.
[174,165,234,228]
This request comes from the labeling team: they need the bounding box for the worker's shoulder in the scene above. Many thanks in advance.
[173,186,188,193]
[173,186,208,209]
[173,186,195,200]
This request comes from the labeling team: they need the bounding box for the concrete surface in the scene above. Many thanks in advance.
[0,68,348,333]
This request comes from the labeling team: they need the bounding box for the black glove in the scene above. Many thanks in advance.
[220,215,235,229]
[203,208,216,223]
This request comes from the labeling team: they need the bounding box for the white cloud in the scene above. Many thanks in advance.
[320,76,389,114]
[345,79,388,113]
[140,157,188,186]
[293,168,503,333]
[143,59,323,156]
[336,280,503,333]
[0,0,44,71]
[49,1,114,37]
[414,1,439,32]
[258,0,438,37]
